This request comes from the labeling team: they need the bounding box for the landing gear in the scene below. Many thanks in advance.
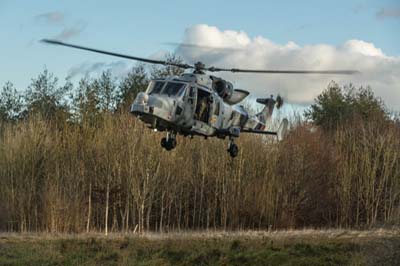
[227,138,239,158]
[161,131,177,151]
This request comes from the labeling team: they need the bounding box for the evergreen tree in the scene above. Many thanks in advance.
[305,82,387,130]
[0,82,22,122]
[95,70,119,112]
[72,77,101,124]
[24,69,71,121]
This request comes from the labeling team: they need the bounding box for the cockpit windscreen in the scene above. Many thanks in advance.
[162,82,186,97]
[147,81,165,95]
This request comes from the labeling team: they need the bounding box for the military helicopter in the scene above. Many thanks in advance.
[42,39,358,157]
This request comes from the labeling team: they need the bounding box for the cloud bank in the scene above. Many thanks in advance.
[174,24,400,109]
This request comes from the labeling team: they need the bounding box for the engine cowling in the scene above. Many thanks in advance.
[212,77,249,105]
[213,78,233,100]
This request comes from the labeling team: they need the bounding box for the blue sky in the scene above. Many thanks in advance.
[0,0,399,108]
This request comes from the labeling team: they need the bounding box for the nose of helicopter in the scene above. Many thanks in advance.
[130,92,177,123]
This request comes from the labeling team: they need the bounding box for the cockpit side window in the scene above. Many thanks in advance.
[178,86,186,97]
[189,87,196,97]
[147,81,165,95]
[162,82,186,96]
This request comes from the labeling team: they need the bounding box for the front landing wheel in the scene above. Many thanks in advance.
[161,137,176,151]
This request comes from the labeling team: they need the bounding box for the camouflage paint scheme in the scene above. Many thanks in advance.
[131,73,287,140]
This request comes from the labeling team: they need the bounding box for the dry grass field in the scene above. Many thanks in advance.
[1,229,399,266]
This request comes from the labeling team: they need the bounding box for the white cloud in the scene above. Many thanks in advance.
[35,11,65,25]
[175,24,400,110]
[34,11,86,41]
[68,61,130,79]
[342,40,385,57]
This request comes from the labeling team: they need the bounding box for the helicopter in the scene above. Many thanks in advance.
[41,39,358,157]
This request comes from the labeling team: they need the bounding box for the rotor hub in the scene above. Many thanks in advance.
[194,61,206,74]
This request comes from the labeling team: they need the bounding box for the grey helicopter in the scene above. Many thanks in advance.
[42,39,358,157]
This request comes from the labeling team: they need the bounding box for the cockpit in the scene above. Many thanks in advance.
[147,80,187,98]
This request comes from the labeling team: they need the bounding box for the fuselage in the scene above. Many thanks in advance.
[130,73,269,138]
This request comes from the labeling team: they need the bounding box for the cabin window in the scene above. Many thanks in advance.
[239,113,248,125]
[214,101,220,115]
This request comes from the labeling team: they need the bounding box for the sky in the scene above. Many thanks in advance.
[1,0,399,110]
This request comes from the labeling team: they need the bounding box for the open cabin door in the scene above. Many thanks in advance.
[192,87,215,136]
[188,86,197,111]
[179,85,197,127]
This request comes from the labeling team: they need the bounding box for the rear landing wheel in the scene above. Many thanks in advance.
[161,137,167,148]
[227,142,239,158]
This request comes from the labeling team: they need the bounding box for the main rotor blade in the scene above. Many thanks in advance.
[206,67,359,75]
[164,42,243,52]
[41,39,194,69]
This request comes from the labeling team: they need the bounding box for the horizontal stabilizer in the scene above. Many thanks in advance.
[241,118,288,140]
[256,97,275,105]
[241,129,277,135]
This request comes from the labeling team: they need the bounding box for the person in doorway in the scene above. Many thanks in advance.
[198,96,208,122]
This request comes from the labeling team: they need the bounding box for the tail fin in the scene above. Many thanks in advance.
[256,95,283,124]
[277,118,289,141]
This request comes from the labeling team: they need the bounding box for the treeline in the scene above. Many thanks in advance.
[0,64,399,233]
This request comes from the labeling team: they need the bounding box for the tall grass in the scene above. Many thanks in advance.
[0,113,399,233]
